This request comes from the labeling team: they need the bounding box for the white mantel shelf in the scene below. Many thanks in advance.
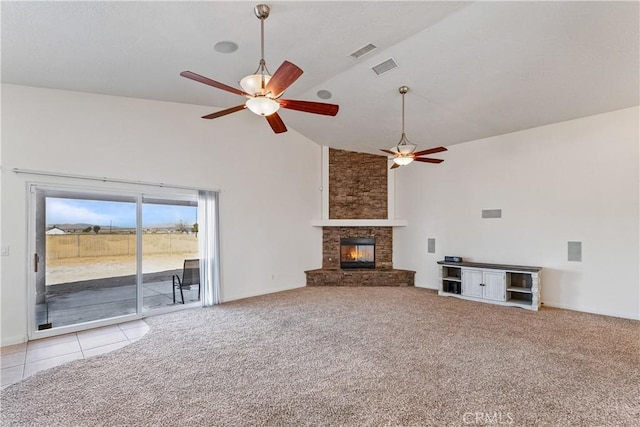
[311,219,408,227]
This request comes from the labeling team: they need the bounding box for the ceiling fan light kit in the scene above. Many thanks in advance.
[246,96,280,116]
[240,74,272,96]
[393,156,414,166]
[394,139,416,155]
[180,4,339,134]
[381,86,447,169]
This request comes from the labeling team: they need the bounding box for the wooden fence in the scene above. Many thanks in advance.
[46,234,198,259]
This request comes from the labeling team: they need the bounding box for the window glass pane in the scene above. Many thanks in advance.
[141,200,199,310]
[39,196,137,329]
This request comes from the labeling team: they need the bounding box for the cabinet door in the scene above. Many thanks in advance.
[483,271,506,301]
[462,269,483,298]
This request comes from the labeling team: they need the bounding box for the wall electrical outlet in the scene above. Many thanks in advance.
[0,246,9,256]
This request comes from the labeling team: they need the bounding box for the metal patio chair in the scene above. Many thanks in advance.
[173,259,200,304]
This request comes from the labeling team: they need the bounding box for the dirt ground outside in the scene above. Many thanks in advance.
[46,253,198,285]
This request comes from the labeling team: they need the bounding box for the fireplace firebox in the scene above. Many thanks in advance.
[340,237,375,269]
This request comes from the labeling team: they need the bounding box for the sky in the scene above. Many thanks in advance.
[46,198,197,228]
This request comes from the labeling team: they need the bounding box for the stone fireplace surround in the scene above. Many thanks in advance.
[305,149,415,287]
[325,227,391,269]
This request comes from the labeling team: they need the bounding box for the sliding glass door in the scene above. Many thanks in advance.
[141,197,199,309]
[32,186,200,335]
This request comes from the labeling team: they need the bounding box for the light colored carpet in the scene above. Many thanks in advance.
[1,287,638,426]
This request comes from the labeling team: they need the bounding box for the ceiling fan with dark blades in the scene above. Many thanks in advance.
[381,86,446,168]
[180,4,339,134]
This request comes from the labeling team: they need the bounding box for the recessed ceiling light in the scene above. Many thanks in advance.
[317,90,332,100]
[214,41,238,53]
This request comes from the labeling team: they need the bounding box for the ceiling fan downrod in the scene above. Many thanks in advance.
[254,4,271,83]
[396,86,416,153]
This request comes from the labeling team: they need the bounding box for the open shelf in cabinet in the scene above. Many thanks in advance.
[442,265,462,282]
[507,291,533,304]
[506,272,533,305]
[442,280,461,294]
[508,272,532,291]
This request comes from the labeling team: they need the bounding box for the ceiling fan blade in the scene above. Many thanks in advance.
[180,71,250,97]
[201,105,246,119]
[265,112,287,134]
[413,146,448,157]
[279,99,339,116]
[265,61,303,97]
[380,149,398,156]
[414,157,445,164]
[390,163,401,169]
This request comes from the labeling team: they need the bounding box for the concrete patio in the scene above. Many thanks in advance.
[36,270,200,329]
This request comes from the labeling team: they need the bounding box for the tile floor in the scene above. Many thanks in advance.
[0,319,149,389]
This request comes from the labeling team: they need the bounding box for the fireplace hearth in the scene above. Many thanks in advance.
[305,225,415,286]
[340,237,375,269]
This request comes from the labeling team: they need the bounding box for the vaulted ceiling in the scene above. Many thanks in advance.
[2,1,638,154]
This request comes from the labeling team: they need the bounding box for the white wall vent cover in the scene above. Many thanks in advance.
[372,58,398,75]
[350,43,377,59]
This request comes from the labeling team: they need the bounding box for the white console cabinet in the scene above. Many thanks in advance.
[438,261,542,311]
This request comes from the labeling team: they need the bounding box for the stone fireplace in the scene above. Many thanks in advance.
[323,227,391,269]
[305,148,415,287]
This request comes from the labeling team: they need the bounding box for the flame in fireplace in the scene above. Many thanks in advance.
[340,238,375,269]
[344,245,374,262]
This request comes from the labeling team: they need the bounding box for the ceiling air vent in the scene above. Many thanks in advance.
[371,58,398,76]
[349,43,377,59]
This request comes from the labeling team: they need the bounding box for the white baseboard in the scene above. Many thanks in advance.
[542,301,640,321]
[221,284,305,303]
[219,283,640,321]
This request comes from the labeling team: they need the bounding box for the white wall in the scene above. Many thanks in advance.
[1,84,322,345]
[394,107,639,320]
